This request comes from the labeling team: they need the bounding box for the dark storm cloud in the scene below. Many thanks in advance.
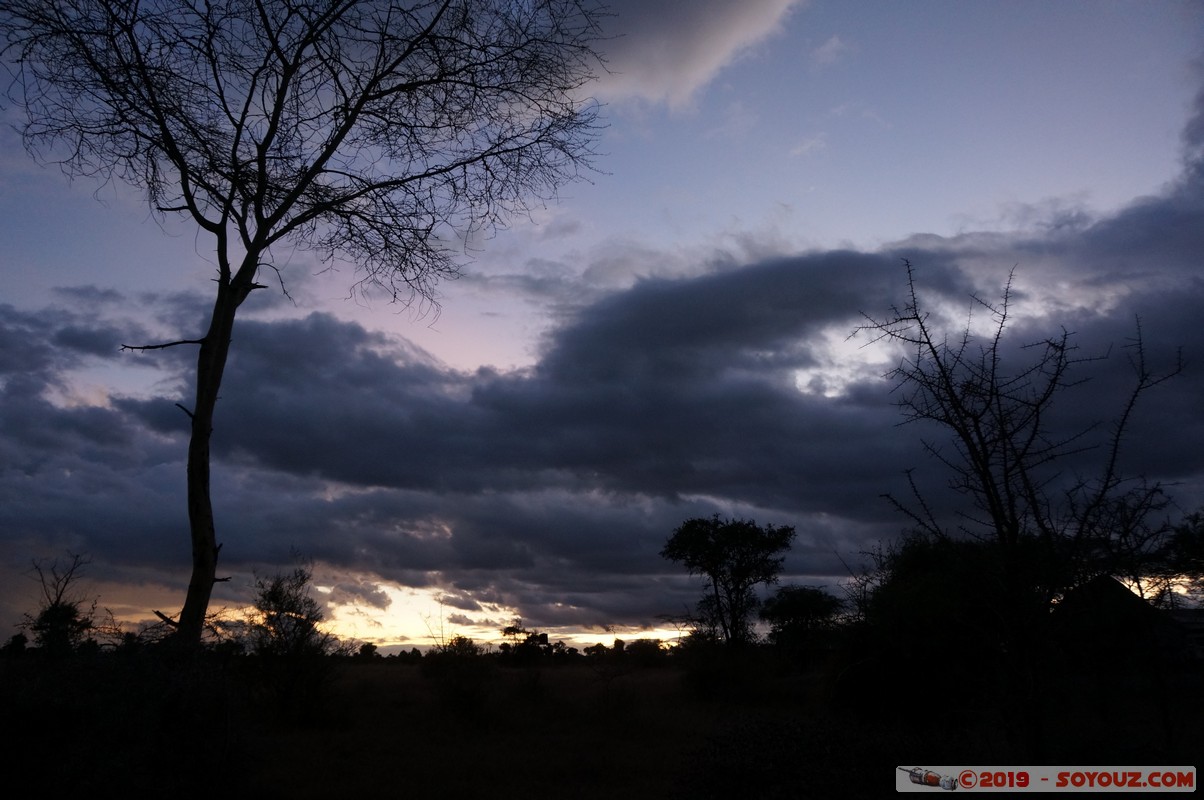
[255,154,1203,619]
[114,254,935,518]
[8,173,1204,636]
[0,301,193,629]
[7,66,1204,639]
[0,303,71,376]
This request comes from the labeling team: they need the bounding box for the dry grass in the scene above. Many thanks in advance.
[5,653,1201,798]
[244,663,733,798]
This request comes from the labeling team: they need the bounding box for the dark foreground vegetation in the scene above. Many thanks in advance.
[4,618,1202,799]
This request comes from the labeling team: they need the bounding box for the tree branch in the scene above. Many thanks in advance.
[121,338,206,352]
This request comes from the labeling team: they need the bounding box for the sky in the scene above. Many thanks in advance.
[1,0,1203,650]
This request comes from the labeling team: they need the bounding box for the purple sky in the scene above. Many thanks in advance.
[1,1,1202,647]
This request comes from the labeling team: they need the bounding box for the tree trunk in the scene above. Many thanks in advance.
[174,278,248,646]
[712,579,731,645]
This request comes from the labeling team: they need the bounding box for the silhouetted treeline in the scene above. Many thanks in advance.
[4,592,1201,797]
[5,506,1202,797]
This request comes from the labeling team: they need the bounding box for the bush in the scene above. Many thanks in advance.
[421,636,495,714]
[239,561,347,720]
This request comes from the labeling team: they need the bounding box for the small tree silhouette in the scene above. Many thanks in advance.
[241,559,345,719]
[246,561,340,659]
[759,585,843,662]
[21,552,96,658]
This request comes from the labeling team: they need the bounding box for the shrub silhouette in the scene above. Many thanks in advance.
[239,561,346,720]
[421,636,495,715]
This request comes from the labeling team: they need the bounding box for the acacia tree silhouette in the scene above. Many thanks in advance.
[853,260,1182,757]
[759,584,842,656]
[1,0,606,646]
[854,261,1180,602]
[661,515,795,648]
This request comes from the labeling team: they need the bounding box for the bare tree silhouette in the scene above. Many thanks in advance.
[2,0,606,645]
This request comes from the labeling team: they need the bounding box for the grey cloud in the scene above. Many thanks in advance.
[597,0,802,108]
[325,579,392,611]
[1180,55,1204,166]
[52,324,126,357]
[0,303,71,377]
[437,591,484,613]
[810,34,850,67]
[51,285,126,305]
